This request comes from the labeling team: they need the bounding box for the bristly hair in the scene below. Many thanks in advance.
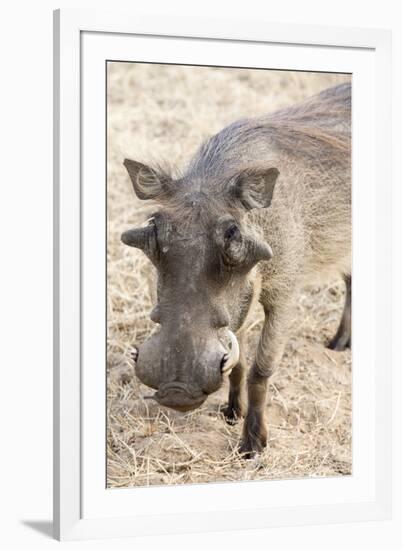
[148,159,181,185]
[143,82,351,222]
[187,82,351,179]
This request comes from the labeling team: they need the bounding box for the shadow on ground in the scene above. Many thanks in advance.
[21,520,53,539]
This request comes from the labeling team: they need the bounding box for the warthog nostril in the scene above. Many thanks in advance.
[130,346,139,364]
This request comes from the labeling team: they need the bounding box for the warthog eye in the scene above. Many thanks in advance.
[215,215,272,272]
[224,223,240,241]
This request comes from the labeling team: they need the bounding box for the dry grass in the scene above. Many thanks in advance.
[106,62,352,488]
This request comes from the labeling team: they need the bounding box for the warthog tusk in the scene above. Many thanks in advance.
[221,330,240,373]
[222,365,234,377]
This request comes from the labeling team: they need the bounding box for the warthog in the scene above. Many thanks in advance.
[121,82,351,457]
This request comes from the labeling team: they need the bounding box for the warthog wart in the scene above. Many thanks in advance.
[121,82,351,457]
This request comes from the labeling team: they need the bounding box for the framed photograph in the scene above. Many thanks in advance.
[53,9,392,541]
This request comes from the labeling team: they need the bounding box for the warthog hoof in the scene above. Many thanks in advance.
[221,399,245,425]
[239,412,268,459]
[238,433,267,459]
[327,334,351,352]
[221,405,242,425]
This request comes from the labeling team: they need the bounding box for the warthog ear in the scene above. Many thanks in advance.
[124,159,167,200]
[232,167,279,210]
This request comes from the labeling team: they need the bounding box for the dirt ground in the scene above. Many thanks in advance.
[106,62,352,488]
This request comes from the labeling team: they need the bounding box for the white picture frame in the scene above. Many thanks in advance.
[53,8,392,541]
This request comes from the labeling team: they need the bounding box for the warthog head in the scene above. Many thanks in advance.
[121,158,278,412]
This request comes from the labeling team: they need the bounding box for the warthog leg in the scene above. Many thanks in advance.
[240,299,293,458]
[328,274,351,351]
[221,332,247,424]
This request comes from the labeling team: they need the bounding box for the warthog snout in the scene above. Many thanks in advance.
[133,329,239,412]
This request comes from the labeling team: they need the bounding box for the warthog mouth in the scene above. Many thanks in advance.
[150,382,207,412]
